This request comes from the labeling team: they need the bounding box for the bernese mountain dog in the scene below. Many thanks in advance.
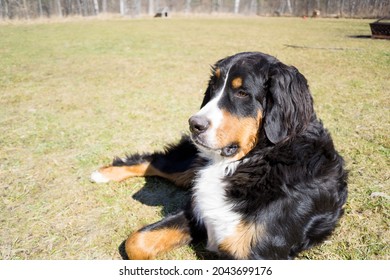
[91,52,348,260]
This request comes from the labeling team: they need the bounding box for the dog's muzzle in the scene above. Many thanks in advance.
[189,115,239,157]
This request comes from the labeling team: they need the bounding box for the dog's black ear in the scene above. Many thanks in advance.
[264,63,314,144]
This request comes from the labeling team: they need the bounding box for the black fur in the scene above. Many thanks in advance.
[224,118,347,259]
[194,52,347,259]
[114,135,201,187]
[265,63,314,144]
[111,52,348,260]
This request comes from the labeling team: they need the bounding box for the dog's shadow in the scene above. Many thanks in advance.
[118,177,218,260]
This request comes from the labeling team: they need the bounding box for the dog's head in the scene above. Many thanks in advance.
[189,52,314,161]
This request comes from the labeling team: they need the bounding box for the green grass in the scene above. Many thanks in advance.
[0,17,389,260]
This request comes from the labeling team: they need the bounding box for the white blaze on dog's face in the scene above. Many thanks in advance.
[189,56,266,162]
[190,68,230,156]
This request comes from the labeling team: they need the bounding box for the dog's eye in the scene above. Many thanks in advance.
[235,90,249,98]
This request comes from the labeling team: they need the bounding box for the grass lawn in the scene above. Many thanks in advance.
[0,16,389,260]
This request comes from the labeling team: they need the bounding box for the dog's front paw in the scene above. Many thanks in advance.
[90,170,110,183]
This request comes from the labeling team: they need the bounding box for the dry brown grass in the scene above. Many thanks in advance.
[0,17,388,260]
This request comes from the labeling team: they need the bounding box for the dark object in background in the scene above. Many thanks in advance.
[370,18,390,39]
[154,7,169,18]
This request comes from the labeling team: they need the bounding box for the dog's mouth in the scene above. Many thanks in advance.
[191,136,239,157]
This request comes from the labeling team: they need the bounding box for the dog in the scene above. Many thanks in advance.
[91,52,348,260]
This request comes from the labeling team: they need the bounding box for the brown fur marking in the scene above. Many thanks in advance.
[98,162,157,182]
[215,68,221,79]
[219,221,264,259]
[216,110,263,161]
[125,228,191,260]
[98,163,195,187]
[231,77,243,89]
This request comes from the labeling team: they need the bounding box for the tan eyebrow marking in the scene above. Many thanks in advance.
[232,77,242,89]
[215,68,221,79]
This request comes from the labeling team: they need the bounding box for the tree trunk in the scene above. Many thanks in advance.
[76,0,82,15]
[21,0,29,19]
[93,0,99,15]
[120,0,126,16]
[56,0,63,17]
[286,0,292,14]
[305,0,309,16]
[212,0,222,13]
[38,0,43,17]
[0,0,3,20]
[132,0,141,17]
[249,0,257,14]
[325,0,329,16]
[234,0,240,14]
[82,0,88,16]
[102,0,107,13]
[185,0,191,14]
[256,0,262,15]
[339,0,345,17]
[148,0,154,15]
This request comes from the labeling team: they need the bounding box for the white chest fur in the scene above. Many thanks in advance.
[192,160,242,253]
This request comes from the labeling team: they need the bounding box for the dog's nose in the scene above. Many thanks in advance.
[189,115,210,134]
